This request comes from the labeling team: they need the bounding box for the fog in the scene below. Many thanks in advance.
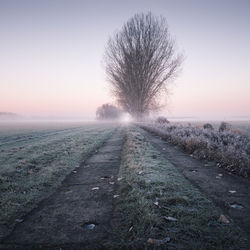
[1,1,250,120]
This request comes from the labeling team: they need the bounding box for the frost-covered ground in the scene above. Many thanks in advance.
[140,121,250,178]
[111,127,248,249]
[0,122,116,238]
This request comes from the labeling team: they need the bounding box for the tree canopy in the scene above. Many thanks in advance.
[96,103,122,120]
[104,12,183,119]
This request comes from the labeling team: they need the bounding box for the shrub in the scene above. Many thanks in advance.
[203,123,214,130]
[184,137,207,153]
[140,122,250,178]
[156,116,169,124]
[219,122,231,132]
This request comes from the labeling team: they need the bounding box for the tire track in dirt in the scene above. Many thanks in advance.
[1,127,125,249]
[140,127,250,243]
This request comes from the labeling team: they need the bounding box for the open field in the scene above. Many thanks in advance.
[110,127,248,249]
[0,121,250,249]
[0,122,117,239]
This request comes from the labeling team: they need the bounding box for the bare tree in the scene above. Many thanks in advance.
[104,12,183,119]
[96,103,122,120]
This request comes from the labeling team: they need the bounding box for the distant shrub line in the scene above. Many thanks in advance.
[140,122,250,178]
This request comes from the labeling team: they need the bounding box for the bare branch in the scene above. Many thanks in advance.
[104,12,183,119]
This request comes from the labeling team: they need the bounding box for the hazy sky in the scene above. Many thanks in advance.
[0,0,249,119]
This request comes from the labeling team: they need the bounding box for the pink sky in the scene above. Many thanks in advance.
[0,0,249,119]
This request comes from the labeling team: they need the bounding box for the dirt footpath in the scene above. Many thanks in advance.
[2,127,125,249]
[140,127,250,242]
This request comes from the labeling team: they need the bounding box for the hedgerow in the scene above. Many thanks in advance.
[140,122,250,178]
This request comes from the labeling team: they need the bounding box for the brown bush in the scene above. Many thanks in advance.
[203,123,214,130]
[156,116,169,124]
[184,137,206,153]
[219,122,231,132]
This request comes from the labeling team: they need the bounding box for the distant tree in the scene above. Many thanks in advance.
[96,103,122,120]
[219,122,232,132]
[203,123,214,130]
[156,116,169,124]
[104,12,183,120]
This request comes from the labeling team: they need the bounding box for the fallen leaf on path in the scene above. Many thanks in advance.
[65,190,72,194]
[87,224,95,230]
[91,187,99,190]
[162,237,171,243]
[163,216,178,222]
[153,201,159,206]
[147,238,161,245]
[101,176,110,180]
[168,227,180,233]
[13,202,21,206]
[218,214,230,223]
[82,223,96,230]
[230,204,243,209]
[15,219,24,223]
[147,237,170,245]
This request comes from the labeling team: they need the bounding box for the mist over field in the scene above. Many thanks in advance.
[1,0,250,119]
[0,0,250,249]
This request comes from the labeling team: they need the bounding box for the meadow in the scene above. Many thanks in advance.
[0,122,117,238]
[1,120,249,248]
[110,127,248,249]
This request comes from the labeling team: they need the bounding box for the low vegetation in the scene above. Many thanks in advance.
[140,122,250,178]
[0,124,116,239]
[109,127,247,249]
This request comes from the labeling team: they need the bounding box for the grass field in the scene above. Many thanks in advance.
[109,126,248,249]
[0,122,117,238]
[0,121,249,248]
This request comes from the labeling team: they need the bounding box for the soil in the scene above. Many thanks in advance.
[1,127,125,249]
[139,127,250,242]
